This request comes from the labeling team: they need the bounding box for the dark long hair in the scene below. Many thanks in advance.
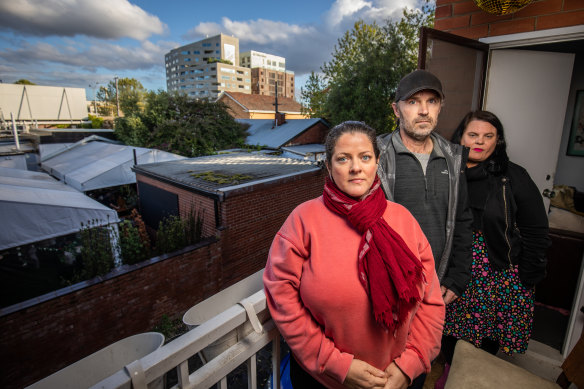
[452,110,509,174]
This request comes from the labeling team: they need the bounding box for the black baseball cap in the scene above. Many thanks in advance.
[395,69,444,101]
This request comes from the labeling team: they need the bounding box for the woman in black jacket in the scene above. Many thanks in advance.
[436,110,550,388]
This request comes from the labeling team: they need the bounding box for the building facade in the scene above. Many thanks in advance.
[240,50,295,99]
[165,34,252,99]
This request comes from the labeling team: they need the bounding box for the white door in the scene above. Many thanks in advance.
[483,49,575,209]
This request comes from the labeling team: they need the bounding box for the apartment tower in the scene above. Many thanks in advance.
[240,50,295,99]
[165,34,252,99]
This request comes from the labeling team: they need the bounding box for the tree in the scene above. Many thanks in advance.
[115,91,249,157]
[97,77,146,117]
[316,5,434,134]
[300,71,328,119]
[14,79,36,85]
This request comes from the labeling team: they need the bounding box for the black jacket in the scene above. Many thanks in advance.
[467,160,550,287]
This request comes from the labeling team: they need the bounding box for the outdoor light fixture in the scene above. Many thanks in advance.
[473,0,534,15]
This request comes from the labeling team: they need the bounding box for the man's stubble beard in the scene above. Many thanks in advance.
[399,119,436,142]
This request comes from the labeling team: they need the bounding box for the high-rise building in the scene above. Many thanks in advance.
[165,34,252,99]
[240,51,295,99]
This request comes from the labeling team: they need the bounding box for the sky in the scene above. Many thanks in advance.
[0,0,425,101]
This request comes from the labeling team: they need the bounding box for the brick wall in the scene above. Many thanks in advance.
[435,0,584,39]
[285,121,329,146]
[138,168,326,286]
[137,174,218,237]
[0,240,222,389]
[221,169,326,285]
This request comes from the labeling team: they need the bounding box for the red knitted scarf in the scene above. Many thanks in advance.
[323,176,424,333]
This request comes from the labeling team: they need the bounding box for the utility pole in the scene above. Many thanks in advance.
[89,82,100,116]
[114,76,120,117]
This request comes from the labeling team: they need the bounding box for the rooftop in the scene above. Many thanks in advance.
[238,118,326,148]
[220,92,302,113]
[133,152,321,197]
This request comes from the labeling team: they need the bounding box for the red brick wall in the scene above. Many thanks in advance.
[220,169,325,285]
[435,0,584,39]
[0,240,222,389]
[137,175,218,238]
[136,168,325,285]
[285,122,329,146]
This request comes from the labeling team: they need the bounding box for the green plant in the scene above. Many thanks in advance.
[118,219,150,265]
[155,207,204,255]
[73,219,116,281]
[190,171,252,185]
[153,314,188,341]
[88,114,104,129]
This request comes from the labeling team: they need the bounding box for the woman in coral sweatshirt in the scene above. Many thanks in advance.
[264,121,445,389]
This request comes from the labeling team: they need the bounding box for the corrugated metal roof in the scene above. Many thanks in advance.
[238,118,324,148]
[133,152,321,195]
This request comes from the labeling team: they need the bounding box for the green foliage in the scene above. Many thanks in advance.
[115,91,248,157]
[118,220,150,265]
[155,207,204,255]
[191,171,252,185]
[74,219,116,281]
[153,314,188,341]
[82,114,104,129]
[207,58,233,65]
[300,72,328,118]
[97,77,146,116]
[14,79,36,85]
[314,5,434,134]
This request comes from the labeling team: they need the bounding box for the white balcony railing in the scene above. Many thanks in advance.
[91,290,281,389]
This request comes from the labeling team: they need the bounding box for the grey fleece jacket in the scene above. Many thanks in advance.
[377,130,473,296]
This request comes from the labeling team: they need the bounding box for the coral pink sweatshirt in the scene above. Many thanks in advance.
[264,196,445,388]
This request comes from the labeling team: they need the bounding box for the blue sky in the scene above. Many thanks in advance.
[0,0,424,100]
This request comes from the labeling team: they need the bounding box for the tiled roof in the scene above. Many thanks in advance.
[220,92,302,113]
[133,152,321,196]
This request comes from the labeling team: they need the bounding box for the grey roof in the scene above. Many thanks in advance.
[238,118,325,148]
[41,137,185,192]
[281,144,325,155]
[133,152,321,196]
[0,167,118,250]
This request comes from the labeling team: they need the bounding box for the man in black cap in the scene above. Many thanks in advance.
[377,69,473,387]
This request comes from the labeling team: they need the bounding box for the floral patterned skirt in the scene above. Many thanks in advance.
[443,230,534,355]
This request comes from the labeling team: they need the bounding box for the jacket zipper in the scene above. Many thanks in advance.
[502,178,512,268]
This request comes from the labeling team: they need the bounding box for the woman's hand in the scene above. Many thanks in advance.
[343,359,388,389]
[383,362,410,389]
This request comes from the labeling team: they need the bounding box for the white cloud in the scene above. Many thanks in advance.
[0,38,177,72]
[324,0,373,27]
[0,0,166,40]
[182,0,422,77]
